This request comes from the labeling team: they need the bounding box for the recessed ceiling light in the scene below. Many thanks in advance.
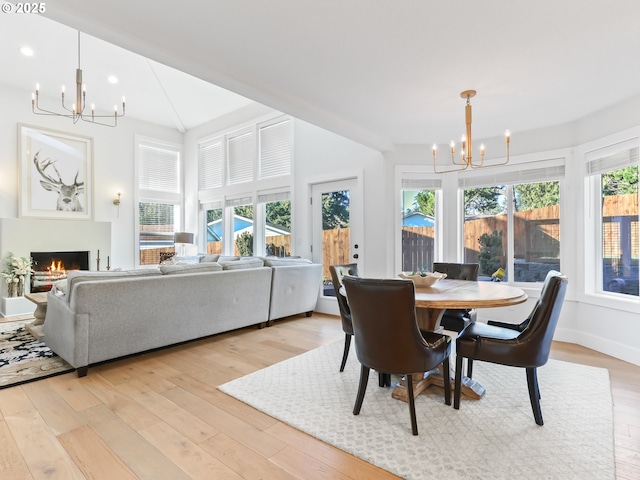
[108,75,119,84]
[20,46,34,57]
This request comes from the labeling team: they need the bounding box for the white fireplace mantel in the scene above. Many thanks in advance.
[0,217,111,316]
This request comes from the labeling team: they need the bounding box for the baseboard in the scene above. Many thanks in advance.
[555,326,640,367]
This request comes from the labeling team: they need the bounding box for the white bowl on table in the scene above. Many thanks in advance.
[398,271,447,287]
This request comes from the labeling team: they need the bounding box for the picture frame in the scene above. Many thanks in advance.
[18,124,93,220]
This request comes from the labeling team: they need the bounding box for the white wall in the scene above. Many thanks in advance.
[292,119,385,314]
[0,84,183,271]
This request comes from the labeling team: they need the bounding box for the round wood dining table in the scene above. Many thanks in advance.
[413,278,528,332]
[393,278,528,403]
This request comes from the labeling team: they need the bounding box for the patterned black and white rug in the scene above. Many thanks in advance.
[220,340,615,480]
[0,320,73,389]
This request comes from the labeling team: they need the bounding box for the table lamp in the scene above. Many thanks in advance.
[174,232,194,256]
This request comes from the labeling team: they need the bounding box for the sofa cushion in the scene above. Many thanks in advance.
[65,269,162,303]
[200,254,220,263]
[218,255,240,262]
[221,258,264,270]
[262,257,312,267]
[160,263,223,275]
[173,255,204,264]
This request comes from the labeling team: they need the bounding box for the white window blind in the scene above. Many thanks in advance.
[259,119,291,179]
[199,138,224,189]
[586,147,639,175]
[225,196,253,208]
[459,159,565,188]
[228,131,255,185]
[139,144,180,192]
[202,200,223,210]
[257,190,290,203]
[402,178,442,190]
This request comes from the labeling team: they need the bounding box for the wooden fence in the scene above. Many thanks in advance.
[321,228,351,279]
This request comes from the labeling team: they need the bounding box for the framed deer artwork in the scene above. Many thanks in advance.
[18,124,93,220]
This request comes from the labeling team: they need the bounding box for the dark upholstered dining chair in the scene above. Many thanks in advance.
[432,262,479,333]
[329,264,359,372]
[342,276,452,435]
[453,271,568,426]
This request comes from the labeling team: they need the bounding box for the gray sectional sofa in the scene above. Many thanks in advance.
[43,255,322,376]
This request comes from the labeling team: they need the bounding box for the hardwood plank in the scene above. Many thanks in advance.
[21,379,86,435]
[265,421,400,480]
[58,425,139,480]
[270,445,353,480]
[81,373,163,432]
[0,385,32,416]
[4,407,85,479]
[79,404,191,480]
[162,386,286,458]
[139,422,243,480]
[0,418,33,480]
[47,373,103,412]
[201,432,299,480]
[115,380,219,444]
[167,376,278,431]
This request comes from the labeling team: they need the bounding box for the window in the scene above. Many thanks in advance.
[259,118,291,179]
[259,191,291,257]
[197,115,293,256]
[203,201,223,255]
[586,145,639,296]
[228,130,255,185]
[460,161,564,282]
[137,137,182,265]
[400,179,440,272]
[227,197,254,257]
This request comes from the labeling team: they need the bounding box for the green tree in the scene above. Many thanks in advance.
[322,191,349,230]
[235,231,253,256]
[266,200,291,229]
[414,190,435,217]
[514,181,559,211]
[206,208,222,223]
[478,230,504,276]
[464,187,504,216]
[234,205,253,220]
[602,166,638,196]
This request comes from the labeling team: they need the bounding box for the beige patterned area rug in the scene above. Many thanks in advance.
[220,340,615,480]
[0,320,73,389]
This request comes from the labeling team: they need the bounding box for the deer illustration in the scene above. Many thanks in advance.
[33,151,84,212]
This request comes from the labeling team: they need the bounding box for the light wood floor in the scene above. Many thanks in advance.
[0,313,638,479]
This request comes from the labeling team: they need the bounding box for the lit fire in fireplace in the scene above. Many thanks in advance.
[32,258,69,291]
[48,259,67,278]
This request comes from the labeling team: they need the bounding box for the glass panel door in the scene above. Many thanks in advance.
[311,179,360,304]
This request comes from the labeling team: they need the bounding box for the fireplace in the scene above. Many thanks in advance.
[30,251,90,293]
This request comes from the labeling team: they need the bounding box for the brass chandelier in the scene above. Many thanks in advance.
[31,31,126,127]
[432,90,509,173]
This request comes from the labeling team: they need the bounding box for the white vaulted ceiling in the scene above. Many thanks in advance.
[3,1,640,150]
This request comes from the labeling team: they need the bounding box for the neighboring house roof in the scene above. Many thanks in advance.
[207,215,290,242]
[402,212,434,227]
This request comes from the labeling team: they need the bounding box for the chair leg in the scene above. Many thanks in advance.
[378,372,390,387]
[339,334,352,372]
[466,358,473,379]
[442,357,451,406]
[353,365,370,415]
[526,367,544,426]
[406,373,418,435]
[454,354,464,409]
